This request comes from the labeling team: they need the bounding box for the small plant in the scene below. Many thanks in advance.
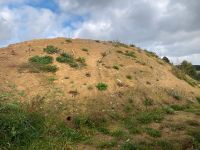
[39,65,58,73]
[125,51,136,58]
[76,57,86,67]
[43,45,59,54]
[82,48,88,52]
[113,65,119,70]
[29,56,53,65]
[126,75,132,80]
[130,44,136,47]
[143,98,154,106]
[170,91,181,100]
[96,83,108,91]
[98,140,117,149]
[163,105,175,114]
[170,104,186,111]
[145,128,161,138]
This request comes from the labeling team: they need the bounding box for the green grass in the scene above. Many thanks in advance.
[170,104,187,111]
[162,105,175,114]
[98,140,117,149]
[145,128,161,138]
[29,56,53,65]
[136,109,165,124]
[43,45,59,54]
[96,83,108,91]
[125,51,136,58]
[120,142,137,150]
[143,98,154,106]
[39,65,58,73]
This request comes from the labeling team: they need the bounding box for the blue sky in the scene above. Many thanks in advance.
[0,0,200,64]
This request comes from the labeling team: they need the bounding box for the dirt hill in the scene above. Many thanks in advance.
[0,38,200,150]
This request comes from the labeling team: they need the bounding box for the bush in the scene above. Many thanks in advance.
[82,48,88,52]
[96,83,108,91]
[65,39,72,43]
[39,65,58,73]
[0,103,45,149]
[196,97,200,104]
[162,56,170,63]
[43,45,59,54]
[29,56,53,65]
[126,75,132,80]
[125,51,136,58]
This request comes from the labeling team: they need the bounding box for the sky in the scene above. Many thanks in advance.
[0,0,200,64]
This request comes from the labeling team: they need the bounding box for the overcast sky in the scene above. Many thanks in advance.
[0,0,200,64]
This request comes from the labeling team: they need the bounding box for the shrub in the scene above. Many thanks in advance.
[65,38,72,43]
[29,56,53,65]
[120,142,137,150]
[96,83,108,91]
[112,41,129,48]
[145,128,161,138]
[170,105,186,111]
[163,105,175,114]
[43,45,59,54]
[76,57,86,66]
[98,140,117,149]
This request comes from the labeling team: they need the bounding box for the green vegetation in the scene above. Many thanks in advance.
[144,50,159,58]
[143,98,154,106]
[20,55,58,73]
[145,128,161,138]
[125,51,136,58]
[29,55,53,65]
[112,41,129,48]
[98,140,117,149]
[96,83,108,91]
[170,104,187,111]
[162,56,170,63]
[120,142,137,150]
[65,38,72,43]
[43,45,59,54]
[56,53,86,68]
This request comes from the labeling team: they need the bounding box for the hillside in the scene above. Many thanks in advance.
[0,38,200,150]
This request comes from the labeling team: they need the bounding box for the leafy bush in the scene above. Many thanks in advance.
[29,56,53,65]
[43,45,59,54]
[145,128,161,138]
[96,83,108,91]
[0,103,45,149]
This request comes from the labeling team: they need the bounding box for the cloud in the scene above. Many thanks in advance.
[0,0,200,64]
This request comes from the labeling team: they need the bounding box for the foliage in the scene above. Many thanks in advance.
[162,56,170,63]
[113,65,119,70]
[29,56,53,65]
[43,45,59,54]
[120,142,137,150]
[125,51,136,58]
[145,128,161,138]
[96,83,108,91]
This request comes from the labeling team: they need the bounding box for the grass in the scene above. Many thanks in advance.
[162,105,175,114]
[98,140,117,149]
[169,90,181,100]
[143,98,154,106]
[96,83,108,91]
[136,109,165,124]
[56,53,86,68]
[120,142,137,150]
[43,45,59,54]
[170,104,187,111]
[145,128,161,138]
[125,51,136,58]
[112,41,129,48]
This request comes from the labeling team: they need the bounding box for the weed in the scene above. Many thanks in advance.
[96,83,108,91]
[145,128,161,138]
[111,130,126,138]
[120,142,137,150]
[76,57,87,67]
[162,105,175,114]
[29,55,53,65]
[155,140,174,150]
[170,104,186,111]
[170,91,181,100]
[144,50,159,58]
[39,65,58,73]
